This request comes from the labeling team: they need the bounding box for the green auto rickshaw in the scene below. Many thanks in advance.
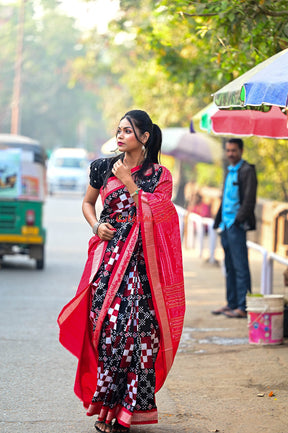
[0,134,47,269]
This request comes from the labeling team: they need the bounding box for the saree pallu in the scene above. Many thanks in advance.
[57,164,185,426]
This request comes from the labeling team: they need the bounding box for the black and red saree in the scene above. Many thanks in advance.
[58,162,185,427]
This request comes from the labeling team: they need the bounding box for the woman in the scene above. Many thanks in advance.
[58,110,185,432]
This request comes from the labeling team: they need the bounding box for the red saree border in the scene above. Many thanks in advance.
[58,284,89,327]
[139,191,173,377]
[117,406,158,427]
[102,179,124,201]
[86,402,158,425]
[138,166,185,393]
[89,239,107,284]
[75,236,107,297]
[131,409,158,425]
[101,164,142,201]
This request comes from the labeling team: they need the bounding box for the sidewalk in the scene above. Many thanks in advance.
[133,247,288,433]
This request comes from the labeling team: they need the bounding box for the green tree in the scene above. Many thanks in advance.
[49,0,288,200]
[244,137,288,202]
[71,0,199,130]
[110,0,288,201]
[156,0,288,93]
[0,3,17,130]
[0,1,107,152]
[79,0,288,125]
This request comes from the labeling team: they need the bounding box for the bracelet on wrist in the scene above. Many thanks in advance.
[131,188,141,198]
[92,221,101,235]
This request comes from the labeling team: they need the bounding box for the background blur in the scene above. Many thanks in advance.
[1,0,288,200]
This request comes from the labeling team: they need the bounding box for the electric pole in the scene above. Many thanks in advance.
[11,0,25,135]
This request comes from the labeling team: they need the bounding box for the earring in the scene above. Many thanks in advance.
[142,144,148,158]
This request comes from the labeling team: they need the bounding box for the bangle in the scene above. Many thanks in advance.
[131,188,141,198]
[92,221,101,235]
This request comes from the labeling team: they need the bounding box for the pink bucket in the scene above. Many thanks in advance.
[247,295,284,345]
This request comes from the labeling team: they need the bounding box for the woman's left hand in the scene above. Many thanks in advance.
[112,160,131,184]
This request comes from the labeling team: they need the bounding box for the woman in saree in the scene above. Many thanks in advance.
[58,110,185,433]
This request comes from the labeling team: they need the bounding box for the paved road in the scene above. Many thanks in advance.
[0,196,287,433]
[0,196,94,433]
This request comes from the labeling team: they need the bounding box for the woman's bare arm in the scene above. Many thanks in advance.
[82,184,100,227]
[82,185,115,241]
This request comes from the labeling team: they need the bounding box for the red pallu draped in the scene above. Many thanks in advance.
[57,165,185,423]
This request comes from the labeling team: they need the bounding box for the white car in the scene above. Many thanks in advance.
[47,148,89,195]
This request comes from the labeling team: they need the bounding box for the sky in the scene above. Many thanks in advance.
[58,0,120,33]
[1,0,120,33]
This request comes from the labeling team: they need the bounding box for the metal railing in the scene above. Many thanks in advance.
[175,205,288,295]
[246,241,269,295]
[266,252,288,295]
[174,205,187,240]
[186,212,217,263]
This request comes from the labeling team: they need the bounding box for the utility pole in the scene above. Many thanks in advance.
[11,0,25,135]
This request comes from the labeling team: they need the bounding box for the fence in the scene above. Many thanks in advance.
[266,252,288,294]
[176,205,288,295]
[185,212,217,264]
[246,241,269,294]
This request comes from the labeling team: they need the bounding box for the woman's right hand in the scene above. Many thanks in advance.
[97,222,116,241]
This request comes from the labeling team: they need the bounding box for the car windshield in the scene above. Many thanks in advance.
[54,157,87,169]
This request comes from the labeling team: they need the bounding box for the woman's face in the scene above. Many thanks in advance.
[116,118,148,153]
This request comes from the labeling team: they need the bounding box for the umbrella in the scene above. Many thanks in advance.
[101,137,119,155]
[100,128,222,164]
[211,105,288,138]
[213,48,288,109]
[162,128,222,164]
[192,103,218,133]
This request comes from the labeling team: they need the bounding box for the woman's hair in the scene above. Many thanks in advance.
[103,109,162,186]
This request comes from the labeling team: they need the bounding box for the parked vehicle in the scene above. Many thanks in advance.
[47,148,89,195]
[0,134,47,269]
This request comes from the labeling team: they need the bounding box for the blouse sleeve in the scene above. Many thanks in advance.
[89,158,109,189]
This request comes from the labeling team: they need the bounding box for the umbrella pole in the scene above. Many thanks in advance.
[173,160,196,207]
[173,160,184,206]
[221,137,228,181]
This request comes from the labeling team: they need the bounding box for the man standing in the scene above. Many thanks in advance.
[212,138,257,318]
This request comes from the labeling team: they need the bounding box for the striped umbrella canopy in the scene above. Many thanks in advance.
[192,103,218,133]
[211,105,288,139]
[213,48,288,110]
[195,103,288,139]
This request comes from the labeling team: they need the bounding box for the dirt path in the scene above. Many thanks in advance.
[133,248,288,433]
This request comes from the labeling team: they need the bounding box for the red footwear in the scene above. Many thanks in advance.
[211,305,232,315]
[224,308,247,318]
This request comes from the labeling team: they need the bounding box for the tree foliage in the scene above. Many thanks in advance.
[244,138,288,202]
[72,0,288,200]
[75,0,288,115]
[109,0,288,200]
[2,0,288,199]
[157,0,288,91]
[0,0,107,152]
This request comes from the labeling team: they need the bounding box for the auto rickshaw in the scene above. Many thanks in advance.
[0,134,47,269]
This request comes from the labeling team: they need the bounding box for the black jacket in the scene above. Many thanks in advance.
[214,160,257,231]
